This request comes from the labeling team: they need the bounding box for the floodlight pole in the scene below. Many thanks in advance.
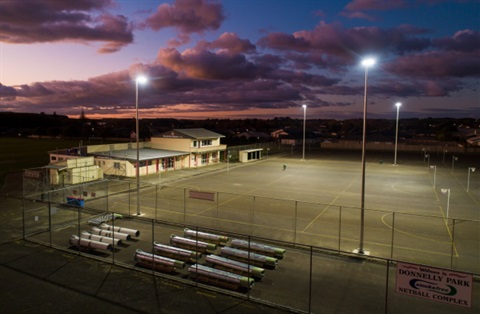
[358,58,375,255]
[430,165,436,188]
[467,167,475,192]
[444,189,451,219]
[452,156,458,173]
[302,104,307,161]
[394,102,401,165]
[135,76,147,215]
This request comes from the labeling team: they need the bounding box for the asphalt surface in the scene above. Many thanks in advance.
[1,150,479,313]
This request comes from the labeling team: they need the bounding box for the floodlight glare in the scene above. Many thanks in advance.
[136,76,147,84]
[361,58,376,67]
[395,102,401,108]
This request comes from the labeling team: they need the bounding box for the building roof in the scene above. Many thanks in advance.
[156,128,225,140]
[92,148,188,161]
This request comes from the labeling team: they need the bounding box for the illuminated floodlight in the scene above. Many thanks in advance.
[361,58,376,67]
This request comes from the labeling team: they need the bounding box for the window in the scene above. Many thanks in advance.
[114,162,121,169]
[51,156,57,161]
[192,140,198,147]
[201,140,212,146]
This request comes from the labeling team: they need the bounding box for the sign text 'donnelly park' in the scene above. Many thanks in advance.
[396,262,472,308]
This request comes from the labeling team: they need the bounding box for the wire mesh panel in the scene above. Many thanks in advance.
[23,199,49,237]
[249,196,296,242]
[295,202,341,250]
[248,240,310,312]
[155,186,186,224]
[311,249,387,314]
[451,219,480,274]
[338,206,362,253]
[184,189,218,229]
[216,192,254,235]
[392,213,453,269]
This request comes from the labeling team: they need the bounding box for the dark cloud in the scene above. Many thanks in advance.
[143,0,224,34]
[433,29,480,52]
[210,33,256,54]
[0,0,133,53]
[258,22,431,63]
[385,51,480,79]
[157,46,259,80]
[341,0,408,20]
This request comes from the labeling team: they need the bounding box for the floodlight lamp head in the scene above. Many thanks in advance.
[361,58,376,67]
[471,167,476,172]
[302,104,307,109]
[136,76,147,84]
[441,188,449,194]
[430,165,435,169]
[395,102,401,108]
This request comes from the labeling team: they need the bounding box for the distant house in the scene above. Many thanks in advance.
[271,129,288,138]
[47,128,226,184]
[235,131,271,140]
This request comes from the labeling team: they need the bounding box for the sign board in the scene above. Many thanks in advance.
[396,262,472,308]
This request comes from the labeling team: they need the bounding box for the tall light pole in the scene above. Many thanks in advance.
[467,167,476,192]
[441,188,451,219]
[394,102,401,165]
[452,156,458,173]
[135,75,147,216]
[357,57,375,255]
[302,104,307,161]
[430,165,436,188]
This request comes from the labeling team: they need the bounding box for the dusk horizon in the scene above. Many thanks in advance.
[1,0,479,120]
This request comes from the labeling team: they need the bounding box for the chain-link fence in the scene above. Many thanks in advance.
[21,198,478,313]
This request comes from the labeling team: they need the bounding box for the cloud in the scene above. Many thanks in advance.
[258,22,432,65]
[157,46,259,80]
[143,0,224,34]
[341,0,408,20]
[0,0,133,53]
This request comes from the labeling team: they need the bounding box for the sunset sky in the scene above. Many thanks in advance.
[1,0,479,120]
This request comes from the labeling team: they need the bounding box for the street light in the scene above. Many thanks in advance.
[302,104,307,161]
[430,165,436,188]
[394,102,401,165]
[467,167,476,192]
[441,188,451,219]
[452,156,458,173]
[425,154,430,168]
[356,57,375,255]
[135,75,147,215]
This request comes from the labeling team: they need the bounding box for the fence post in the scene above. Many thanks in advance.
[390,212,395,260]
[252,196,256,236]
[128,181,131,216]
[216,192,219,230]
[309,245,313,314]
[451,219,456,269]
[155,184,158,221]
[294,200,298,245]
[385,261,390,313]
[48,200,52,246]
[183,188,186,224]
[338,206,342,252]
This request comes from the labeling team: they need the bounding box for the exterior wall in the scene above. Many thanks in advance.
[239,149,262,163]
[150,137,191,151]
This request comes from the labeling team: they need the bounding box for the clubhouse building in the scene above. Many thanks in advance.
[47,128,226,185]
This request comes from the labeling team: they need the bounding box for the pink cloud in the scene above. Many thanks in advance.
[143,0,224,33]
[0,0,133,53]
